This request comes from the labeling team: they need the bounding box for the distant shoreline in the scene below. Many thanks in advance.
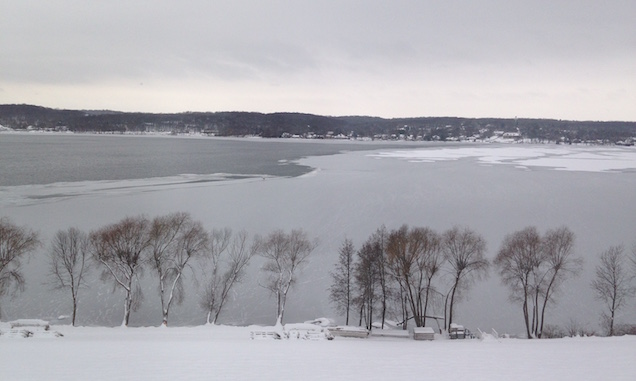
[2,104,635,145]
[1,128,624,147]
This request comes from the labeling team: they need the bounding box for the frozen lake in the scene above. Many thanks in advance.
[1,134,635,335]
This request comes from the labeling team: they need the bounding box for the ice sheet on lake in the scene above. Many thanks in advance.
[0,173,272,207]
[370,145,636,172]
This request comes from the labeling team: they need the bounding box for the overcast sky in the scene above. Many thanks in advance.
[1,1,635,120]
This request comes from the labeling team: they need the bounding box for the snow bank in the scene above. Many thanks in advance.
[0,319,63,338]
[9,319,50,327]
[1,326,634,380]
[303,317,334,327]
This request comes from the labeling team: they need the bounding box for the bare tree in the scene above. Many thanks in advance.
[354,239,380,330]
[370,227,391,329]
[48,227,91,326]
[591,245,636,336]
[495,227,541,338]
[258,229,316,326]
[90,215,151,327]
[422,235,446,328]
[536,227,582,337]
[353,226,400,330]
[199,228,231,324]
[386,225,443,328]
[199,229,256,325]
[495,226,582,338]
[385,226,409,328]
[0,217,40,319]
[149,212,208,327]
[329,238,356,325]
[442,226,489,331]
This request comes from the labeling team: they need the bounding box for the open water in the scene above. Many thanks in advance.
[0,133,435,186]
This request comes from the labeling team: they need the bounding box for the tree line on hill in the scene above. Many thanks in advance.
[1,215,635,337]
[1,104,635,144]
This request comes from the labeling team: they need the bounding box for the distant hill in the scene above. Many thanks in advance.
[1,104,635,144]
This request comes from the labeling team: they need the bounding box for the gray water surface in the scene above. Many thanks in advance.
[0,133,441,186]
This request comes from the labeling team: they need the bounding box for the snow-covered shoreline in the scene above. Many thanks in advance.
[1,324,634,380]
[3,127,633,147]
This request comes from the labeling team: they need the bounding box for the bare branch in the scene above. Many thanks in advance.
[90,215,151,326]
[47,227,91,326]
[257,229,316,325]
[591,245,636,336]
[443,226,489,331]
[0,217,40,318]
[198,229,256,325]
[148,212,208,326]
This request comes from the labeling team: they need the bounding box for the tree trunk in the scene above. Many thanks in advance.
[71,292,77,327]
[531,304,536,338]
[122,275,134,327]
[609,293,617,336]
[345,277,350,326]
[443,292,450,332]
[278,303,285,326]
[538,273,558,339]
[405,283,418,328]
[276,290,283,323]
[72,300,77,326]
[401,292,408,330]
[367,299,373,331]
[536,294,540,336]
[206,310,213,325]
[381,299,386,330]
[522,293,531,339]
[123,290,132,327]
[161,272,183,327]
[422,281,432,328]
[416,291,423,327]
[213,309,223,326]
[448,281,458,331]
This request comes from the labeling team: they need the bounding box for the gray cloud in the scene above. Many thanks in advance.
[1,0,634,119]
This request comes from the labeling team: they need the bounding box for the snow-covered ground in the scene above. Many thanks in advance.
[1,324,634,380]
